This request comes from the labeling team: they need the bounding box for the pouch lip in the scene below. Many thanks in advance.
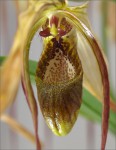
[35,70,83,88]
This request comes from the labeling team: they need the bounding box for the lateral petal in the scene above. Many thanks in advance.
[59,10,110,150]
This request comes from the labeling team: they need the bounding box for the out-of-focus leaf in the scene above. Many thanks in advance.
[81,89,116,135]
[0,56,6,65]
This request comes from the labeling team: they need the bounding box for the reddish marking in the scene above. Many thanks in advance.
[58,28,67,37]
[50,16,59,27]
[39,16,71,38]
[39,27,51,37]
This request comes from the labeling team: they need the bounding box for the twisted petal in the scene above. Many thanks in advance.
[20,0,67,149]
[77,32,116,112]
[58,9,110,150]
[78,32,104,102]
[66,3,105,102]
[66,2,116,111]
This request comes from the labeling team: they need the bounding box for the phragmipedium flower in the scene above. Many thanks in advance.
[20,0,110,150]
[1,0,114,150]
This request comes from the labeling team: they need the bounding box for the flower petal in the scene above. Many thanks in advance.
[77,27,109,150]
[77,32,104,101]
[77,32,116,112]
[66,2,116,112]
[58,10,110,150]
[0,31,22,116]
[20,1,67,149]
[65,3,104,102]
[66,2,90,29]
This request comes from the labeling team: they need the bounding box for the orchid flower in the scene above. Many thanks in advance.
[0,0,115,150]
[21,0,110,149]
